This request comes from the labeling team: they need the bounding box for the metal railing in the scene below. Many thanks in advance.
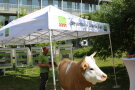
[0,3,18,13]
[0,3,40,14]
[0,3,99,16]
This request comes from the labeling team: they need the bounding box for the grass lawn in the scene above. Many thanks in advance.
[0,57,129,90]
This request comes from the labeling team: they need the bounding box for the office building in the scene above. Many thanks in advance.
[0,0,110,25]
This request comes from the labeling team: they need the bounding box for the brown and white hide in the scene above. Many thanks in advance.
[58,52,107,90]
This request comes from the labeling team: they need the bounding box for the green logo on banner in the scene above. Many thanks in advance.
[5,28,9,37]
[104,24,107,31]
[58,16,67,27]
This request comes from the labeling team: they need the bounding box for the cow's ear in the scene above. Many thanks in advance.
[81,60,89,70]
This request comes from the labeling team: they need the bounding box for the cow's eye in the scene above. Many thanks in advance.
[90,68,94,70]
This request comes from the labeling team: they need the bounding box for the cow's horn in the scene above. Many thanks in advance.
[90,52,97,57]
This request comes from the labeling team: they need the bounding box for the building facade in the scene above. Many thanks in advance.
[0,0,100,25]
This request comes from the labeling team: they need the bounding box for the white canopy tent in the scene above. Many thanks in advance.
[0,5,110,45]
[0,5,118,90]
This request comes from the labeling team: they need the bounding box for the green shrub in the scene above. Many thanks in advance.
[74,46,93,57]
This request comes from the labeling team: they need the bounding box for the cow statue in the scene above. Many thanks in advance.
[58,52,107,90]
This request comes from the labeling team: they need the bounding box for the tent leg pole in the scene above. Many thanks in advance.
[109,34,120,88]
[49,29,56,90]
[76,31,79,48]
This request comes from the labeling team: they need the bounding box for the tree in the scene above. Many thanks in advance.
[83,0,135,58]
[18,6,27,18]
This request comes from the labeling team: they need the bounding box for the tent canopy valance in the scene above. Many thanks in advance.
[0,5,110,45]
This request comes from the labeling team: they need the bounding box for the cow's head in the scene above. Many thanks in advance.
[80,52,107,85]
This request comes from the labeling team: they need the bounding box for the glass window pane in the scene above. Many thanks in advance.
[85,3,89,10]
[22,0,27,5]
[67,1,72,8]
[27,0,32,5]
[82,3,85,10]
[9,16,17,21]
[76,2,80,9]
[32,0,39,5]
[63,1,67,8]
[72,2,75,9]
[43,0,48,7]
[0,0,3,3]
[9,0,17,4]
[53,0,58,8]
[48,0,53,5]
[4,0,9,3]
[57,0,61,8]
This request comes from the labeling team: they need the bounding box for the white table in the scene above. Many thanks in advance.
[122,58,135,90]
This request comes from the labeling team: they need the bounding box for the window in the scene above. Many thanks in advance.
[63,1,67,9]
[9,0,17,4]
[53,0,58,8]
[43,0,48,7]
[22,0,27,5]
[0,0,3,3]
[32,0,39,5]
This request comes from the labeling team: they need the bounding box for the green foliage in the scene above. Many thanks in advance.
[35,42,50,47]
[35,42,58,48]
[35,41,66,48]
[84,10,103,22]
[18,6,27,18]
[83,0,135,58]
[5,45,17,48]
[74,46,93,57]
[0,17,6,27]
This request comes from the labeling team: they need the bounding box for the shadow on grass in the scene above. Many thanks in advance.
[0,75,40,90]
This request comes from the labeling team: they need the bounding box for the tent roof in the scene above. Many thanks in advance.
[0,5,110,45]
